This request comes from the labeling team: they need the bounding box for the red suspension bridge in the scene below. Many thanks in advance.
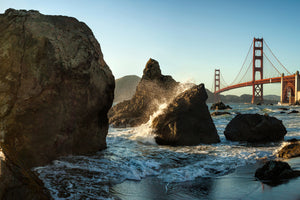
[213,38,300,104]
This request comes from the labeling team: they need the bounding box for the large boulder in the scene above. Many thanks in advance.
[0,9,114,168]
[255,160,300,185]
[0,151,51,199]
[224,114,286,143]
[277,141,300,159]
[109,58,178,127]
[151,84,220,145]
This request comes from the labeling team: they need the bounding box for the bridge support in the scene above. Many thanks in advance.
[251,38,264,104]
[214,69,220,102]
[280,71,300,104]
[295,71,300,103]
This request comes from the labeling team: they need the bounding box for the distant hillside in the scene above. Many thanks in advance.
[114,75,141,103]
[206,90,280,104]
[114,76,280,104]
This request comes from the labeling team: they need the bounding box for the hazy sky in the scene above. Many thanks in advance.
[1,0,299,95]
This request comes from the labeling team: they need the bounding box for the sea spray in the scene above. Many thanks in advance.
[130,83,194,144]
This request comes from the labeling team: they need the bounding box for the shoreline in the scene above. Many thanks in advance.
[111,157,300,200]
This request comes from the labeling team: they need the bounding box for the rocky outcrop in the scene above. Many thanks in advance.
[255,160,300,185]
[0,9,114,168]
[277,141,300,159]
[109,59,178,127]
[224,114,287,143]
[151,84,220,146]
[210,102,232,110]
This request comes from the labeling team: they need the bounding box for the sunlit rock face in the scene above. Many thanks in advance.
[151,84,220,146]
[109,58,178,127]
[0,9,114,168]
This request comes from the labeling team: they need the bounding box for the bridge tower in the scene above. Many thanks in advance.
[252,38,264,104]
[214,69,220,102]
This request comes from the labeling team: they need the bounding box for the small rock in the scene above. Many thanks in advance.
[288,110,299,114]
[255,160,300,186]
[210,102,232,110]
[278,107,289,111]
[277,142,300,159]
[211,111,231,116]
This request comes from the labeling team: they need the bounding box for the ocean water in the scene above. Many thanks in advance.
[34,103,300,200]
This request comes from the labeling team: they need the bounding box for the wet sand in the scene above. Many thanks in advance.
[111,158,300,200]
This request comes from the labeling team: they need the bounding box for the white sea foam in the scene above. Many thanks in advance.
[34,103,300,199]
[129,82,194,145]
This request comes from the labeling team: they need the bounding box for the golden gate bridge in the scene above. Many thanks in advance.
[213,38,300,104]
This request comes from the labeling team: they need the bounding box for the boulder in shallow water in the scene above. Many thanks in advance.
[255,160,300,185]
[0,9,115,168]
[224,114,287,143]
[151,84,220,145]
[288,110,299,114]
[210,102,232,110]
[109,58,178,127]
[277,141,300,159]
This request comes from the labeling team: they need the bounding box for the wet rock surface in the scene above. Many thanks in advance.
[0,9,115,168]
[288,110,299,114]
[277,141,300,159]
[109,58,178,127]
[211,111,231,116]
[151,84,220,146]
[224,114,287,143]
[210,102,232,110]
[255,160,300,186]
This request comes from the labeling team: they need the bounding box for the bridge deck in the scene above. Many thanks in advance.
[215,74,295,94]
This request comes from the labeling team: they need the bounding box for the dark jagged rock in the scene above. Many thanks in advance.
[277,141,300,159]
[210,102,232,110]
[224,114,287,143]
[0,150,51,200]
[0,9,114,169]
[280,111,286,114]
[287,138,299,142]
[255,160,300,186]
[211,111,231,116]
[151,84,220,146]
[288,110,299,114]
[109,59,178,127]
[278,107,289,111]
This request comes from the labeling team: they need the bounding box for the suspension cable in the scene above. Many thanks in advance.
[237,59,253,83]
[220,73,229,87]
[229,42,253,85]
[263,40,291,75]
[263,52,281,76]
